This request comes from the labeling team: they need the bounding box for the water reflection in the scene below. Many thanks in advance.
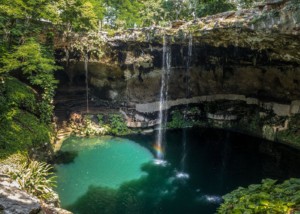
[67,162,218,214]
[56,129,300,214]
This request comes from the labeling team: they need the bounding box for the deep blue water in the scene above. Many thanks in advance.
[55,128,300,214]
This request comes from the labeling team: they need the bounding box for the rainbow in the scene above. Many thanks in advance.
[154,144,164,158]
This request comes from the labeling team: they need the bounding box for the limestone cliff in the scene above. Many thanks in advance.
[53,0,300,147]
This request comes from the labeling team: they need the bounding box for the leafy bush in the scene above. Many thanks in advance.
[197,0,236,18]
[108,114,129,135]
[167,110,194,129]
[167,110,186,129]
[188,107,201,115]
[0,78,51,159]
[82,117,110,136]
[277,114,300,146]
[7,159,58,202]
[218,178,300,213]
[1,40,60,123]
[97,114,104,125]
[0,109,51,158]
[0,77,36,113]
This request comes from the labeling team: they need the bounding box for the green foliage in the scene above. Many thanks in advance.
[0,77,36,114]
[249,113,261,132]
[0,109,51,158]
[236,0,261,9]
[0,40,59,75]
[1,40,60,123]
[196,0,236,17]
[0,0,61,49]
[0,78,51,159]
[0,0,239,35]
[218,178,300,213]
[71,31,105,60]
[167,107,203,129]
[81,114,109,136]
[277,114,300,146]
[97,114,104,125]
[139,0,164,26]
[161,0,189,21]
[0,0,239,34]
[107,0,143,28]
[168,110,189,129]
[189,107,201,115]
[7,159,57,201]
[108,114,129,135]
[57,0,102,31]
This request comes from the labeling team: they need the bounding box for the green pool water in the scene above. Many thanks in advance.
[55,136,154,207]
[55,129,300,214]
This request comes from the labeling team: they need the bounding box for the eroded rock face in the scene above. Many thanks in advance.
[55,0,300,108]
[0,178,41,214]
[126,65,300,104]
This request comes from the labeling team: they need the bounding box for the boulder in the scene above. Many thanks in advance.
[0,178,41,214]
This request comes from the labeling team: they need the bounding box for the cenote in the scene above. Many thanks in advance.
[55,128,300,214]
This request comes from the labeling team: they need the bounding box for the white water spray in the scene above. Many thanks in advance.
[178,34,192,177]
[156,35,171,160]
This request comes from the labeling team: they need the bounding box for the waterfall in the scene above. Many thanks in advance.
[84,51,89,113]
[235,27,239,57]
[178,34,192,179]
[155,35,171,161]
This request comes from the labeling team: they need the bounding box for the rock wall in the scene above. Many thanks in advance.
[53,0,300,148]
[56,0,300,108]
[127,65,300,104]
[62,44,300,106]
[135,94,300,116]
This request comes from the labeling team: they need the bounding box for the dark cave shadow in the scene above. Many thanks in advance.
[65,161,218,214]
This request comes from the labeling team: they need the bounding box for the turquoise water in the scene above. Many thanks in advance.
[55,136,154,207]
[55,129,300,214]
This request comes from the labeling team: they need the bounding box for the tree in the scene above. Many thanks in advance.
[0,40,60,123]
[89,0,106,31]
[0,0,60,48]
[195,0,236,17]
[105,0,143,28]
[139,0,164,26]
[161,0,191,21]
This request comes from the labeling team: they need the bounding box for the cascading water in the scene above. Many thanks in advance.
[235,27,240,57]
[177,34,193,179]
[84,51,89,113]
[155,35,171,162]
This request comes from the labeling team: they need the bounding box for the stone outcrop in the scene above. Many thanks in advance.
[135,94,299,116]
[207,112,238,121]
[126,64,300,104]
[0,177,41,214]
[0,172,72,214]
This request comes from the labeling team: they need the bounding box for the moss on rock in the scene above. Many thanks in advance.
[0,77,52,159]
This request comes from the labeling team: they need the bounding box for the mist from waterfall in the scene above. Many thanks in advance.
[156,35,171,160]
